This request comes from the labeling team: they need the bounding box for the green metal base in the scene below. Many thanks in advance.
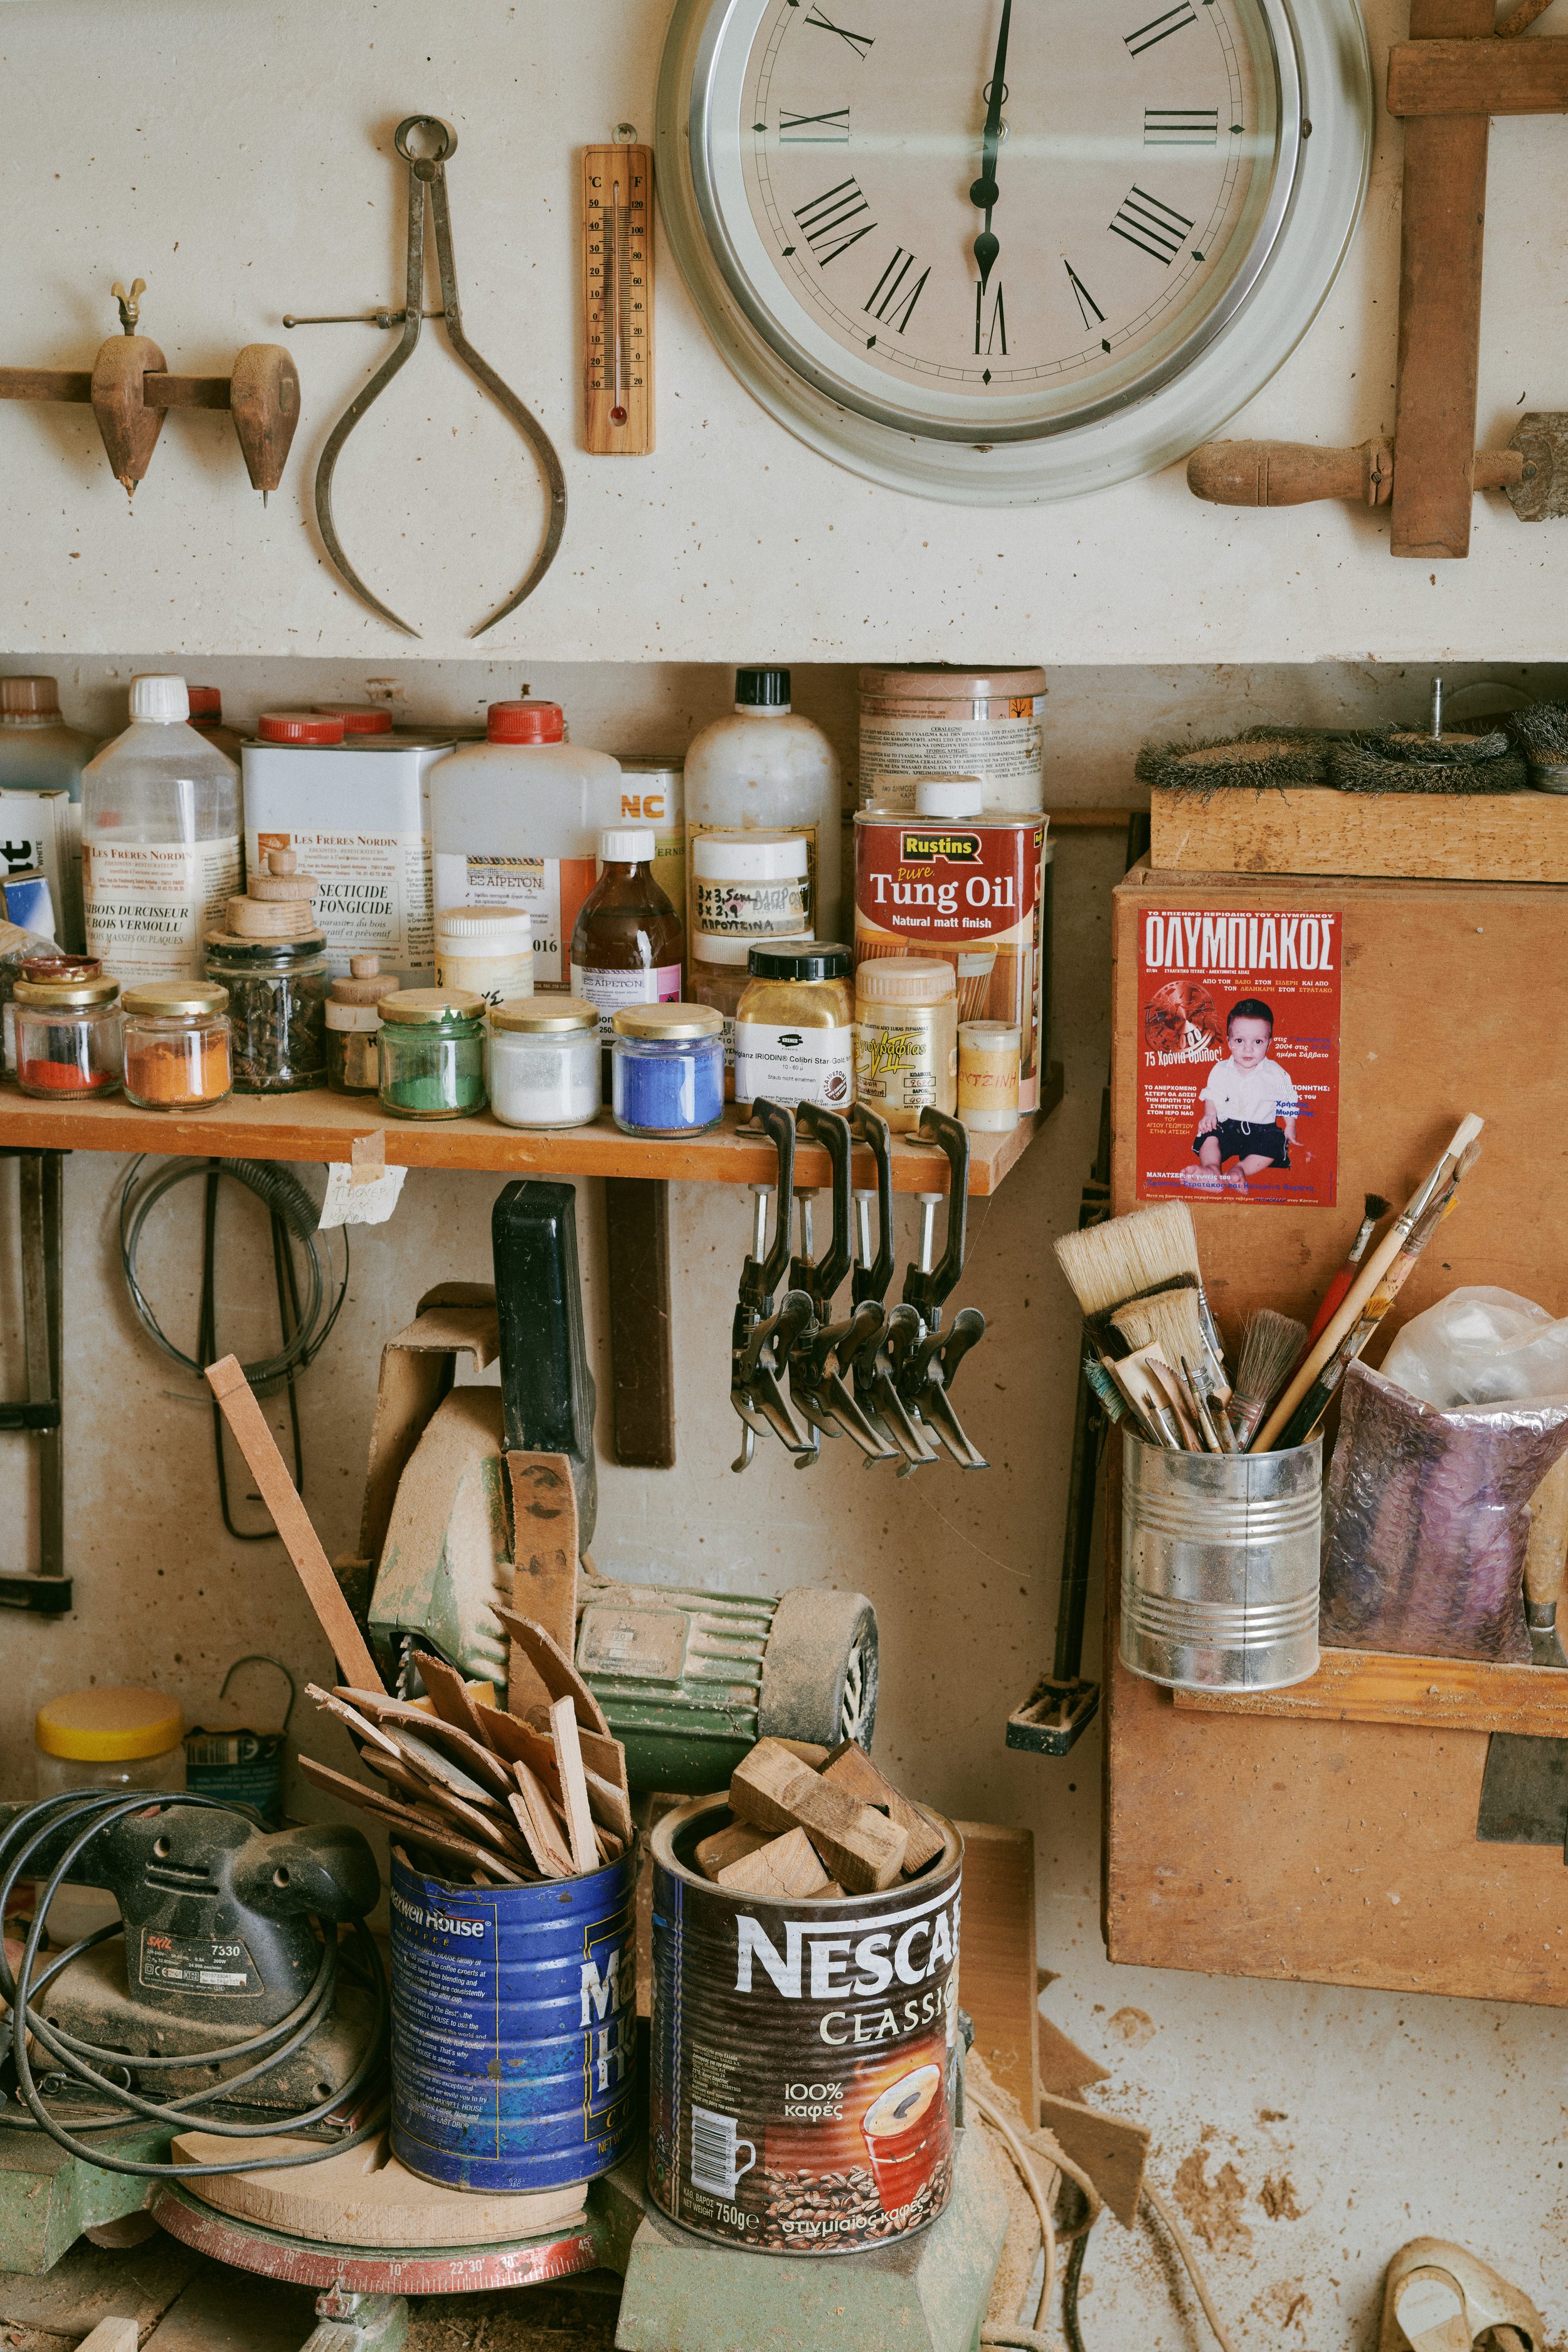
[0,2125,167,2275]
[610,2119,1007,2352]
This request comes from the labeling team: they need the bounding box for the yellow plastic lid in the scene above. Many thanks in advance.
[36,1686,184,1761]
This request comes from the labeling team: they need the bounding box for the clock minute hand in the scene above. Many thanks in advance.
[969,0,1012,291]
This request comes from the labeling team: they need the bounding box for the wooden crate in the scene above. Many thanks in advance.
[1105,865,1568,2006]
[1149,785,1568,882]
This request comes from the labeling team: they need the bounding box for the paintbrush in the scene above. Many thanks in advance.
[1272,1154,1478,1449]
[1110,1285,1231,1404]
[1296,1192,1391,1362]
[1110,1346,1188,1448]
[1084,1354,1131,1426]
[1096,1355,1165,1444]
[1229,1310,1309,1448]
[1055,1202,1226,1374]
[1253,1115,1485,1451]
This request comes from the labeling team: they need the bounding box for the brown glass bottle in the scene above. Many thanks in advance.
[570,827,685,1083]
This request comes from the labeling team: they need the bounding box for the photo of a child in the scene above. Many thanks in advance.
[1189,997,1300,1194]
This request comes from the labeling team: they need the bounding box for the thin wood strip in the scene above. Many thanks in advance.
[494,1609,611,1736]
[1387,36,1568,114]
[206,1356,384,1693]
[334,1690,516,1798]
[550,1698,599,1875]
[1172,1645,1568,1737]
[297,1755,526,1884]
[415,1654,490,1745]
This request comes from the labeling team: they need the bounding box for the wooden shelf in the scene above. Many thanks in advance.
[0,1063,1062,1195]
[1172,1638,1568,1740]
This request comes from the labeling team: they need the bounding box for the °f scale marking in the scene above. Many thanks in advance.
[582,143,654,454]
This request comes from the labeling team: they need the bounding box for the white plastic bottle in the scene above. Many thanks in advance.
[684,669,842,945]
[0,676,100,952]
[80,675,241,985]
[429,701,622,991]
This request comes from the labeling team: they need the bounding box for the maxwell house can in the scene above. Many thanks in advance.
[649,1794,962,2254]
[854,804,1047,1111]
[389,1846,637,2191]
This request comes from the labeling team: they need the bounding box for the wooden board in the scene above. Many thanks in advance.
[0,1072,1062,1197]
[1148,788,1568,884]
[954,1821,1039,2123]
[1173,1640,1568,1737]
[1387,35,1568,115]
[1107,866,1568,2005]
[604,1175,674,1468]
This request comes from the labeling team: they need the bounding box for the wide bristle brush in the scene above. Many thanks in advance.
[1229,1311,1309,1448]
[1054,1202,1226,1372]
[1110,1285,1229,1404]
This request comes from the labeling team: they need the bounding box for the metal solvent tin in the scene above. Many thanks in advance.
[389,1846,637,2192]
[1120,1431,1323,1692]
[649,1794,962,2254]
[858,666,1046,815]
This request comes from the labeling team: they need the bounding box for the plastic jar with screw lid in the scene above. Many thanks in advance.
[854,957,956,1131]
[435,906,536,1009]
[486,995,601,1129]
[689,829,812,966]
[34,1687,186,1796]
[958,1018,1021,1133]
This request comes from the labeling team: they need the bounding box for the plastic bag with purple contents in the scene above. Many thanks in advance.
[1320,1360,1568,1663]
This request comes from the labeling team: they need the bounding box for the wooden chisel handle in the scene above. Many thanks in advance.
[1522,1449,1568,1611]
[1187,438,1524,509]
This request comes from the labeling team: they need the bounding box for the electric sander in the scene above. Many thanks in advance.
[0,1791,386,2186]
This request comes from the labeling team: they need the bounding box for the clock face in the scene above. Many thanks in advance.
[659,0,1370,496]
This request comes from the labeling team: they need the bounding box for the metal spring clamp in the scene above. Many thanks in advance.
[731,1100,815,1472]
[889,1109,988,1470]
[848,1106,938,1472]
[785,1106,897,1469]
[286,116,566,638]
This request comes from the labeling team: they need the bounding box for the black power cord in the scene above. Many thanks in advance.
[0,1790,386,2179]
[117,1156,349,1539]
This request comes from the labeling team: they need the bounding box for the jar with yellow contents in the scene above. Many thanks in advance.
[733,942,855,1113]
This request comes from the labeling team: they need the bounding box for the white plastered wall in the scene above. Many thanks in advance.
[1,0,1567,2338]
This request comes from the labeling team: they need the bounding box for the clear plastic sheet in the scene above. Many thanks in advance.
[1320,1359,1568,1662]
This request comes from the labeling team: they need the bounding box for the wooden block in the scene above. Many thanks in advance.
[550,1697,598,1876]
[506,1454,579,1699]
[1148,786,1568,886]
[1037,2092,1150,2230]
[772,1738,830,1767]
[1386,35,1568,115]
[953,1820,1039,2124]
[1171,1643,1568,1738]
[716,1827,831,1899]
[696,1821,771,1881]
[493,1608,610,1736]
[1038,2016,1112,2100]
[822,1740,945,1873]
[729,1739,815,1833]
[205,1355,384,1693]
[77,2324,139,2352]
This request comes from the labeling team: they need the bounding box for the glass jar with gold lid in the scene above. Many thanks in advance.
[13,975,122,1099]
[733,941,854,1113]
[610,1002,724,1137]
[121,982,232,1110]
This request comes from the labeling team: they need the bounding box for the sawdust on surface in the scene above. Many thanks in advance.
[1173,2143,1254,2257]
[1261,2172,1305,2221]
[1251,2277,1313,2333]
[1106,2005,1156,2048]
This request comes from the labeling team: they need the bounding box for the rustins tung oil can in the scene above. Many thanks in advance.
[649,1796,962,2254]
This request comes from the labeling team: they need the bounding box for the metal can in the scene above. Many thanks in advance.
[859,666,1046,815]
[649,1794,962,2254]
[1120,1431,1322,1693]
[389,1846,637,2193]
[854,801,1047,1111]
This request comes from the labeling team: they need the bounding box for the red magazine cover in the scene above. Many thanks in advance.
[1135,905,1341,1207]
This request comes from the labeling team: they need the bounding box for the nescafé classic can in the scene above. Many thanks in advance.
[854,804,1047,1111]
[389,1846,637,2191]
[649,1795,962,2254]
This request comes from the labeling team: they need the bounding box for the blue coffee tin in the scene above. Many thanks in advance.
[389,1846,638,2191]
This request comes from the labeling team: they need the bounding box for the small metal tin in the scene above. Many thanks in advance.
[1120,1431,1322,1692]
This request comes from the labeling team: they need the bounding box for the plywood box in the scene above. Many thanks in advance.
[1148,785,1568,884]
[1106,866,1568,2007]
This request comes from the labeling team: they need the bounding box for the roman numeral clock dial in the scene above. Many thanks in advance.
[658,0,1371,498]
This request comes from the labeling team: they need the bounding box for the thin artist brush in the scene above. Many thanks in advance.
[1295,1192,1391,1367]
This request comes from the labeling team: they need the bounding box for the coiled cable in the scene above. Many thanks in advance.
[117,1156,349,1537]
[0,1790,386,2180]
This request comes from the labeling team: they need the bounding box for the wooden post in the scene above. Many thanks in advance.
[604,1175,675,1468]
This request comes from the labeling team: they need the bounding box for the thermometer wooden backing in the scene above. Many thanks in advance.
[581,143,654,455]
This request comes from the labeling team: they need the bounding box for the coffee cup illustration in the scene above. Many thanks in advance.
[860,2063,944,2212]
[689,2103,756,2200]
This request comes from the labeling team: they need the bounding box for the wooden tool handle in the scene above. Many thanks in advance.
[1523,1450,1568,1608]
[1187,440,1523,509]
[205,1353,386,1693]
[1186,440,1393,508]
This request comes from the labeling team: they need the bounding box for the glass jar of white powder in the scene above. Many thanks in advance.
[486,995,600,1128]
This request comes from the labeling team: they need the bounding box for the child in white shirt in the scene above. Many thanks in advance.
[1192,999,1299,1189]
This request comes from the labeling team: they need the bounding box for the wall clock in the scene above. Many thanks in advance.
[655,0,1371,503]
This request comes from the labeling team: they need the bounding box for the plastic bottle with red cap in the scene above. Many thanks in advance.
[312,703,393,738]
[255,711,346,747]
[430,701,623,992]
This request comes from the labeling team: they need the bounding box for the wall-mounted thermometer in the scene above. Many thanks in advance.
[582,130,654,455]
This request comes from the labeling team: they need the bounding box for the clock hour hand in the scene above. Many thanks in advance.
[969,0,1012,290]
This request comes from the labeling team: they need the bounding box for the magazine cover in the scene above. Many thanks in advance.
[1135,905,1341,1207]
